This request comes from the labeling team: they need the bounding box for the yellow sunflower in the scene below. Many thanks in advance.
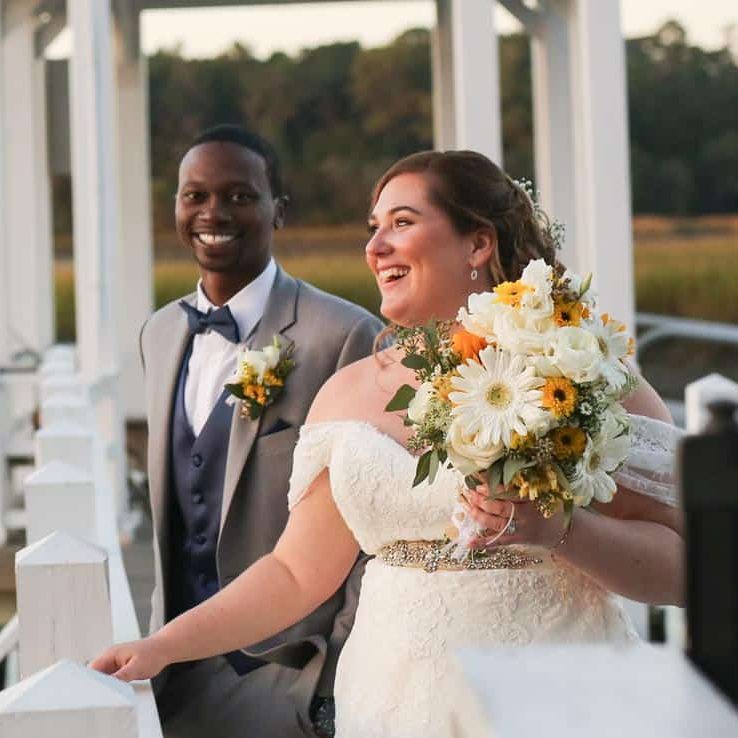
[541,377,578,418]
[493,280,531,307]
[553,300,588,327]
[550,426,587,460]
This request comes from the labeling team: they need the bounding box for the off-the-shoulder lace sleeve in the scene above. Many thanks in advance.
[287,423,336,510]
[614,414,684,506]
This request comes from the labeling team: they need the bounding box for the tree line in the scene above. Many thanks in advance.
[56,19,738,235]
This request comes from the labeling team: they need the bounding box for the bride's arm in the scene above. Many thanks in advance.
[91,471,359,680]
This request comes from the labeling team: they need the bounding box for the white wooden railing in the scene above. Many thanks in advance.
[0,345,161,736]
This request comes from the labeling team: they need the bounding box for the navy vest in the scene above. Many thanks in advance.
[167,339,264,674]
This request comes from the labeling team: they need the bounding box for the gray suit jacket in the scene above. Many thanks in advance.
[140,265,383,723]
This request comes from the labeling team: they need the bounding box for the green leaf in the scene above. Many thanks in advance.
[428,450,440,485]
[401,354,432,372]
[385,384,416,412]
[486,460,503,493]
[578,273,593,299]
[503,456,532,486]
[225,383,246,400]
[413,450,433,487]
[552,463,572,493]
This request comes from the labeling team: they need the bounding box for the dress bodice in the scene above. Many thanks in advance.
[288,421,464,553]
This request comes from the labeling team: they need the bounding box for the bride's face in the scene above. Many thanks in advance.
[366,173,481,327]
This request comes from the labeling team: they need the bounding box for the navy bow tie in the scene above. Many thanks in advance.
[179,301,241,343]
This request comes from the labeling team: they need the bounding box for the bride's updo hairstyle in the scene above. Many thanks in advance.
[371,150,558,284]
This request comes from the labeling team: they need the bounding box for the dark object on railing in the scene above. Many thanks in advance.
[681,399,738,706]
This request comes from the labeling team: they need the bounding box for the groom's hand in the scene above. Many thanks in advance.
[89,636,171,682]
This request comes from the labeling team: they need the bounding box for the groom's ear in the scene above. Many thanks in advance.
[273,195,288,230]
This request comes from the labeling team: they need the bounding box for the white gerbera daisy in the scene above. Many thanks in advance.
[449,346,548,447]
[570,413,631,505]
[587,314,634,390]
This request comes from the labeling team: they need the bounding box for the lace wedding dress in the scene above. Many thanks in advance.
[288,416,680,738]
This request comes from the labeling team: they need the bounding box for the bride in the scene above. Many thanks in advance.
[92,151,684,737]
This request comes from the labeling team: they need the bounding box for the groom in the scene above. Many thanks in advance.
[141,124,382,738]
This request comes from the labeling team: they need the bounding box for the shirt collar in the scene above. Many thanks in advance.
[195,258,277,343]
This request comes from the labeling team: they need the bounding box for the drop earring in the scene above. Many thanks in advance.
[470,268,478,281]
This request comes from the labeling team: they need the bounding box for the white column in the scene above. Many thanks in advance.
[0,0,9,367]
[68,0,129,519]
[432,0,502,163]
[530,0,578,269]
[16,531,113,678]
[569,0,635,330]
[0,660,138,738]
[0,0,55,356]
[115,22,154,421]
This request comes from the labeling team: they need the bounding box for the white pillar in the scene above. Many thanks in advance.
[15,531,113,678]
[68,0,129,519]
[569,0,635,330]
[530,0,578,269]
[432,0,502,163]
[115,22,154,422]
[0,0,55,356]
[0,660,138,738]
[0,0,9,367]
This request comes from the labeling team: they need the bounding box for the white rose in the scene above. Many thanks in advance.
[446,417,505,475]
[457,292,501,340]
[519,259,554,318]
[238,349,268,380]
[550,326,602,383]
[262,344,281,371]
[407,382,435,424]
[493,307,556,356]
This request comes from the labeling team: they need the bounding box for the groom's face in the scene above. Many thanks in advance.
[175,141,281,281]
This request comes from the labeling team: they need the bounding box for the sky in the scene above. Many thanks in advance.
[46,0,737,60]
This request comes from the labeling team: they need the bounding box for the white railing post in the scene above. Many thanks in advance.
[0,659,138,738]
[23,461,97,545]
[35,421,96,476]
[15,531,113,678]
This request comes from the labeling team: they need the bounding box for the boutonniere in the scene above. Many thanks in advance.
[225,337,295,420]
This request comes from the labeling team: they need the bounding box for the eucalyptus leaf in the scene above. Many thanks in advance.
[487,460,503,493]
[401,354,432,372]
[413,450,433,487]
[385,384,416,412]
[503,456,532,486]
[428,450,440,485]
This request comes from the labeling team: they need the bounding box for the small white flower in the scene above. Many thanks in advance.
[563,269,598,308]
[570,412,630,505]
[446,417,504,475]
[449,346,548,447]
[262,344,281,371]
[549,326,602,383]
[237,345,280,382]
[407,382,435,424]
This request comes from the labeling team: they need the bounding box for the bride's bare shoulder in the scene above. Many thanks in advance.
[306,346,406,424]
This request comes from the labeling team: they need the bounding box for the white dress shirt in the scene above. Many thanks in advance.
[184,258,277,436]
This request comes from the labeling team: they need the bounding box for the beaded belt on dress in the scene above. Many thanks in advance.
[377,539,543,573]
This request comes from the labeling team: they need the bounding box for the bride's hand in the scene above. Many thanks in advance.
[89,635,172,682]
[462,485,567,549]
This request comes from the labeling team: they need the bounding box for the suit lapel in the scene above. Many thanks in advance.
[148,295,194,544]
[220,267,299,534]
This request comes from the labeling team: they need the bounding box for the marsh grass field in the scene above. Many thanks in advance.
[53,215,738,342]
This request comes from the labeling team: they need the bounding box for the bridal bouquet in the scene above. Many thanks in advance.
[386,258,636,555]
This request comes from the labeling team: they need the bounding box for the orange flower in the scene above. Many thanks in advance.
[452,330,488,362]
